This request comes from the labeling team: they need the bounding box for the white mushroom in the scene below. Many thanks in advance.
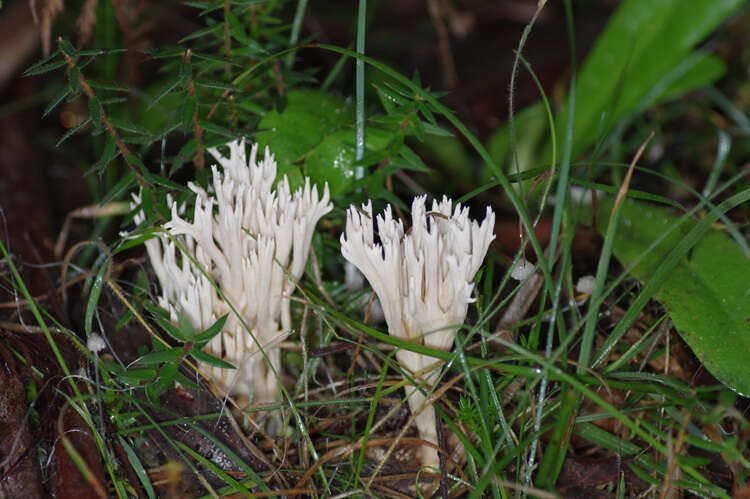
[133,140,332,422]
[341,195,495,470]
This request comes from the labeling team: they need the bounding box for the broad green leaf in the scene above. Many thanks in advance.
[598,198,750,395]
[304,126,391,196]
[489,0,744,172]
[254,88,354,187]
[548,0,743,159]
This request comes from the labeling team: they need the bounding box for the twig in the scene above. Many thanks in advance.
[184,49,205,169]
[58,37,148,190]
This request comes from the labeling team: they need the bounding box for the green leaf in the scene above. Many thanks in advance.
[182,96,196,131]
[108,117,152,135]
[85,136,119,176]
[58,39,76,58]
[156,361,179,394]
[136,347,184,365]
[88,97,103,131]
[304,126,391,196]
[225,10,249,45]
[152,314,191,343]
[598,198,750,396]
[87,80,130,91]
[176,310,196,341]
[148,77,185,110]
[547,0,744,159]
[99,171,135,205]
[484,102,547,184]
[43,86,72,118]
[195,314,228,346]
[254,88,355,184]
[118,437,156,499]
[55,117,91,147]
[190,348,235,369]
[84,264,107,336]
[657,51,725,103]
[120,368,158,385]
[67,67,81,92]
[24,50,64,76]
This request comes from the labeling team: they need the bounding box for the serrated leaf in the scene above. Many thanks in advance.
[24,50,63,75]
[108,117,152,135]
[58,39,76,58]
[598,198,750,396]
[393,145,430,173]
[100,171,135,205]
[68,67,81,92]
[199,120,235,138]
[225,10,248,45]
[141,46,186,59]
[56,117,91,147]
[183,96,196,131]
[194,79,234,90]
[43,86,72,118]
[148,77,185,110]
[179,23,223,43]
[89,97,103,131]
[25,59,68,76]
[85,137,119,176]
[87,80,130,91]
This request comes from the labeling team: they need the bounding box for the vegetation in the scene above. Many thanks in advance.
[1,0,748,496]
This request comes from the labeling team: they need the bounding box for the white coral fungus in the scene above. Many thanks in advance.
[134,140,331,408]
[341,195,495,469]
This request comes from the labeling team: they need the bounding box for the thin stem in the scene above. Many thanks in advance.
[355,0,366,172]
